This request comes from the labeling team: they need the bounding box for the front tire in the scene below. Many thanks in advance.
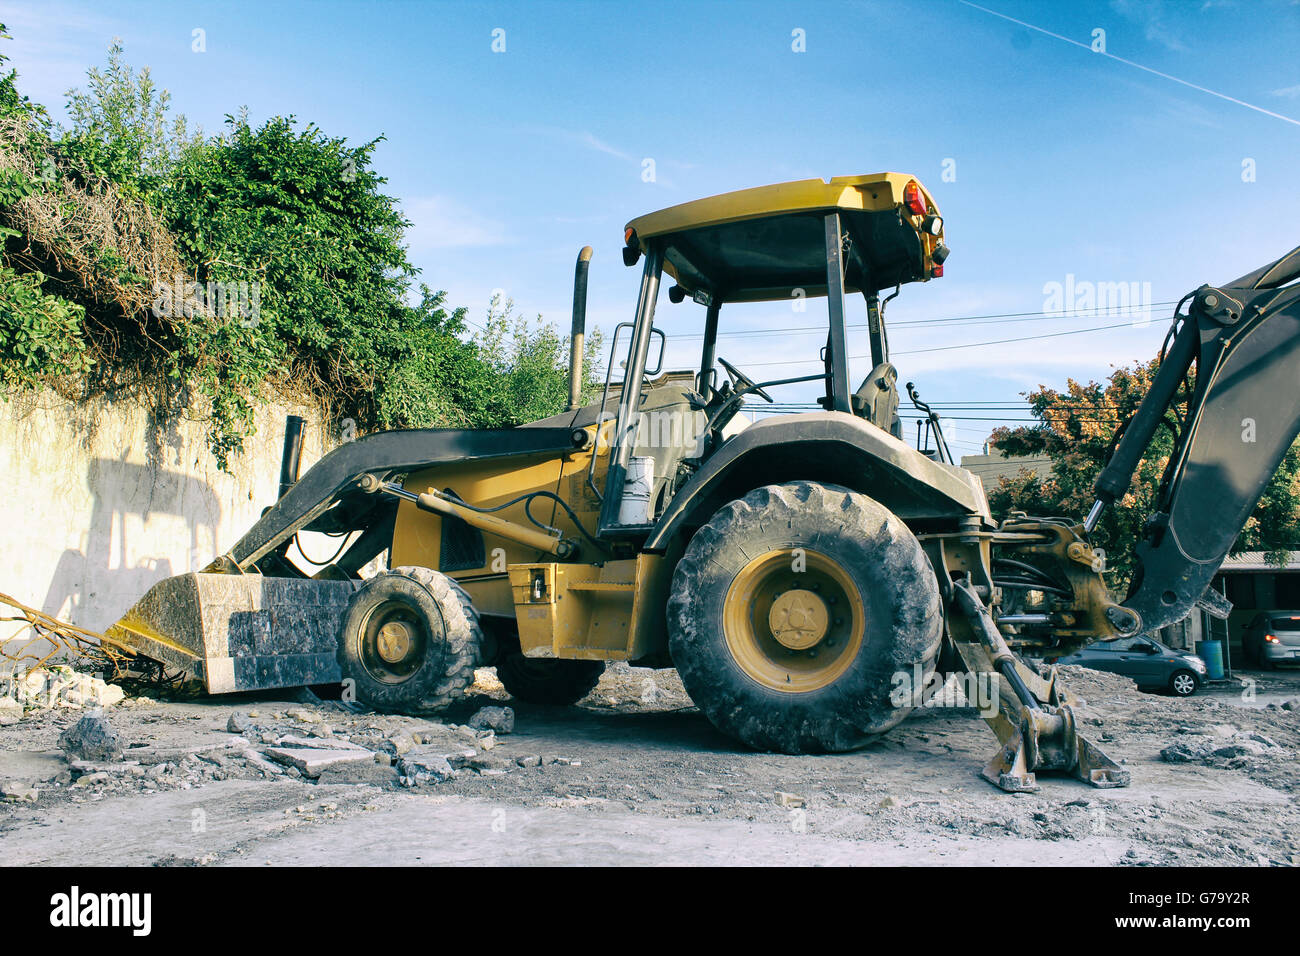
[667,481,943,753]
[1169,669,1198,697]
[336,567,483,713]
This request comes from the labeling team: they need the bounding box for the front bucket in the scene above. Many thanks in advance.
[107,572,360,693]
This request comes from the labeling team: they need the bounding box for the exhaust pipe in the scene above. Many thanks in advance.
[278,415,305,499]
[567,246,593,412]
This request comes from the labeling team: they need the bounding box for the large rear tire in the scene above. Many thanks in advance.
[667,481,942,753]
[497,654,604,706]
[336,566,483,714]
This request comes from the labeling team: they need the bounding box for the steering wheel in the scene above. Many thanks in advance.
[718,357,774,403]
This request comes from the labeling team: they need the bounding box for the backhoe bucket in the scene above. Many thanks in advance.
[106,572,359,693]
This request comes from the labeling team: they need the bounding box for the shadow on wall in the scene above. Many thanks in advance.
[42,456,221,633]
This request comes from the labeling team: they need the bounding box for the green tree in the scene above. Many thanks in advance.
[61,37,200,192]
[988,359,1300,584]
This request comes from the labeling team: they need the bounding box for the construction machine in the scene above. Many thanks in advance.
[106,173,1300,792]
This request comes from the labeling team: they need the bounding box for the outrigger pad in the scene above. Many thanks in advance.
[107,572,360,693]
[981,706,1130,793]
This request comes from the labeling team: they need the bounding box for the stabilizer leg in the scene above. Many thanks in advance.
[950,578,1130,793]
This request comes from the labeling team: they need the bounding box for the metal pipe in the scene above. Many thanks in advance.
[278,415,305,499]
[567,246,593,412]
[699,300,721,395]
[374,480,573,558]
[823,213,852,413]
[995,614,1053,626]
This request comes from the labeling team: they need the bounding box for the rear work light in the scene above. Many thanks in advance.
[903,180,928,217]
[622,227,641,267]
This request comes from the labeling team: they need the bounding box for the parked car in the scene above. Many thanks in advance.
[1053,636,1207,696]
[1242,612,1300,668]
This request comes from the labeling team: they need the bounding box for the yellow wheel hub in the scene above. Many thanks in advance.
[723,548,865,693]
[767,589,829,649]
[376,620,413,664]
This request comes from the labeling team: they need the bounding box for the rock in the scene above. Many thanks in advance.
[273,734,370,752]
[516,754,541,768]
[478,735,497,750]
[1160,737,1216,763]
[468,706,515,735]
[879,796,898,809]
[774,791,805,808]
[58,710,123,762]
[0,781,38,802]
[445,749,478,770]
[398,751,454,786]
[265,747,373,777]
[386,731,415,755]
[0,697,22,725]
[1281,698,1300,711]
[286,708,322,724]
[470,753,510,773]
[69,760,141,775]
[73,771,111,787]
[226,711,250,733]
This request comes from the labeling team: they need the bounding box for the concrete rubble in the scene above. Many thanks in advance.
[58,710,123,762]
[3,661,1300,865]
[1,665,125,713]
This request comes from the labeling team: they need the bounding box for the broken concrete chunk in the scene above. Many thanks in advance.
[516,754,541,768]
[470,753,510,773]
[0,781,39,802]
[265,747,373,777]
[397,751,454,786]
[273,734,370,752]
[58,710,123,762]
[386,731,415,755]
[774,791,805,808]
[469,706,515,735]
[227,711,251,733]
[0,697,22,725]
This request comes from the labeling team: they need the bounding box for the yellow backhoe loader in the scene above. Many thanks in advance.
[106,173,1300,792]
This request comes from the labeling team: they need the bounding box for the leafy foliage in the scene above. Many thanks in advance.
[988,359,1300,583]
[0,30,596,468]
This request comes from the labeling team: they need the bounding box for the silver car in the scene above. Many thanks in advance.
[1242,612,1300,668]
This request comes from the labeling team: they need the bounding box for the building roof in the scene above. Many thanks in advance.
[1218,551,1300,572]
[958,451,1053,486]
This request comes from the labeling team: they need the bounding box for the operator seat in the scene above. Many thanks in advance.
[852,362,903,439]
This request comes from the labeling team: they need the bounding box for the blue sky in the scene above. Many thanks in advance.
[3,0,1299,456]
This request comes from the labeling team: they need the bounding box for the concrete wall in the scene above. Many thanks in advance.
[0,389,336,634]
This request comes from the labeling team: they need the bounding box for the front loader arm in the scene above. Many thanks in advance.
[1087,246,1300,635]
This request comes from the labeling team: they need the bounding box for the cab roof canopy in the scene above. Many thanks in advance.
[624,173,938,303]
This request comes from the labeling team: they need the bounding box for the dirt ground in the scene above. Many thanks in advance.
[3,662,1299,866]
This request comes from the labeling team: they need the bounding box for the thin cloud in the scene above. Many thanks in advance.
[959,1,1300,127]
[403,196,509,250]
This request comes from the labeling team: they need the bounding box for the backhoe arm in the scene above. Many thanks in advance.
[1086,246,1300,635]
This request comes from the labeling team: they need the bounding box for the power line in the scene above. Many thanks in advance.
[664,300,1180,342]
[737,319,1141,368]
